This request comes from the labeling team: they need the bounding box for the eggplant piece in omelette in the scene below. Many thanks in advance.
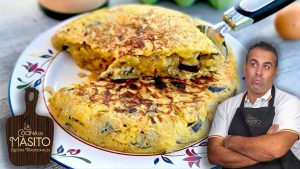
[51,5,224,80]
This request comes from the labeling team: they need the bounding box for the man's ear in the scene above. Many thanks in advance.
[243,64,246,79]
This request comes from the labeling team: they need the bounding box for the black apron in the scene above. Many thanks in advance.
[224,86,300,169]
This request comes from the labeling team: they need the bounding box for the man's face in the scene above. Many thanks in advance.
[244,48,277,96]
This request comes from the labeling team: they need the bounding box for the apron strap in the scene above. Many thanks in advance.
[240,85,276,108]
[239,92,248,108]
[268,85,276,107]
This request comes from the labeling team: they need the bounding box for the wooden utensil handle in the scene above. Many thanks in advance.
[25,87,39,115]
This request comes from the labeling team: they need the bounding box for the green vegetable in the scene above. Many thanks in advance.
[140,0,159,4]
[208,0,232,9]
[174,0,196,7]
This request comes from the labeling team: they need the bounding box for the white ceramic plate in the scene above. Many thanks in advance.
[8,15,246,168]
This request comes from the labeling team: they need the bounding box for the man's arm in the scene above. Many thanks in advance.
[224,131,298,162]
[208,137,258,168]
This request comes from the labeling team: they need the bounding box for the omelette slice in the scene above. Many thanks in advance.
[52,5,224,80]
[47,49,237,154]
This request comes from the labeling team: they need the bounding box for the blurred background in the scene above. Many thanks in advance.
[0,0,300,168]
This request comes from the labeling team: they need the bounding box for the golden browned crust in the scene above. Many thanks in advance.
[48,49,237,154]
[51,5,224,79]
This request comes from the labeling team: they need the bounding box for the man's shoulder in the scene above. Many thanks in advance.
[275,87,299,101]
[219,92,245,107]
[275,87,300,104]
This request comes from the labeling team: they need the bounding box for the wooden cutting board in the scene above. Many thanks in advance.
[6,87,54,166]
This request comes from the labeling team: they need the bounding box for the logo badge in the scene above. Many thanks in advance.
[245,114,262,127]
